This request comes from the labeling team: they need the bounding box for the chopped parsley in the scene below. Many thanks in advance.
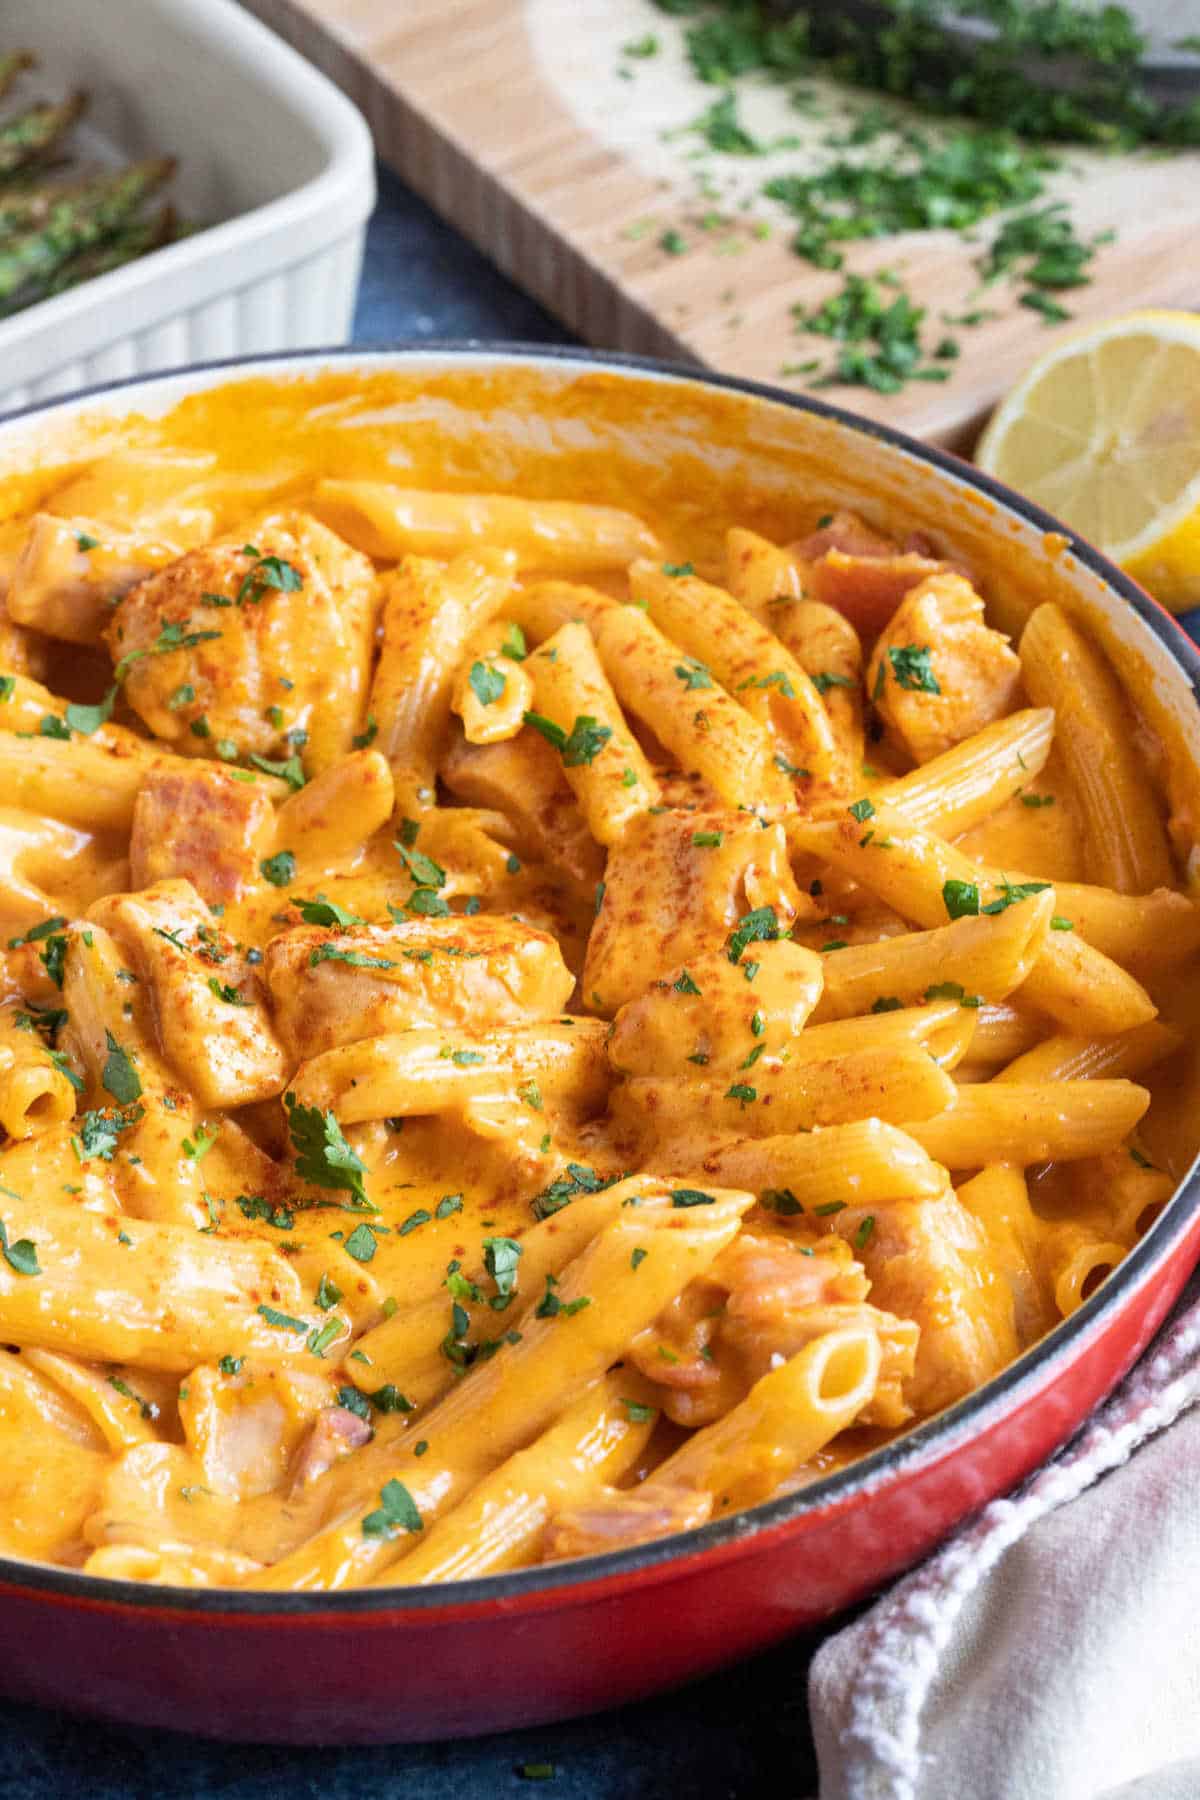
[343,1223,378,1263]
[0,1218,39,1277]
[285,1093,371,1210]
[256,1303,308,1334]
[673,659,713,692]
[468,661,506,706]
[885,644,940,694]
[102,1032,141,1105]
[260,850,296,887]
[726,905,780,963]
[362,1478,423,1539]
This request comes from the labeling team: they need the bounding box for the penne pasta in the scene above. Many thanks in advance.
[1020,603,1174,894]
[0,395,1192,1595]
[904,1079,1150,1169]
[593,603,793,810]
[994,1019,1183,1086]
[955,1166,1054,1347]
[313,481,659,571]
[874,708,1056,838]
[370,549,517,814]
[291,1020,610,1124]
[379,1375,658,1585]
[811,889,1054,1022]
[696,1120,948,1208]
[544,1328,881,1557]
[525,621,661,844]
[629,558,838,784]
[0,1003,77,1139]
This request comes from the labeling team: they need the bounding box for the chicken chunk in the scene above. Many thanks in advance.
[263,915,576,1061]
[584,808,814,1013]
[790,508,952,640]
[866,572,1022,765]
[7,514,181,647]
[89,878,289,1107]
[104,513,376,775]
[130,764,274,906]
[712,1233,917,1429]
[607,940,823,1080]
[441,729,603,892]
[544,1484,713,1563]
[828,1193,1018,1415]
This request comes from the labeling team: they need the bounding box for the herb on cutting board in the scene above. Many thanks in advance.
[631,0,1196,395]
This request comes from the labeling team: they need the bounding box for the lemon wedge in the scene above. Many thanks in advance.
[975,310,1200,611]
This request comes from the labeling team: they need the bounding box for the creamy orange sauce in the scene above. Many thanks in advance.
[0,364,1194,1588]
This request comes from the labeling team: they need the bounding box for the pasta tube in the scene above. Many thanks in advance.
[698,1120,948,1208]
[874,708,1056,838]
[250,1187,754,1590]
[629,559,837,783]
[0,1194,312,1371]
[546,1328,880,1556]
[525,621,661,844]
[1041,1223,1128,1317]
[904,1079,1150,1169]
[0,1004,77,1139]
[592,605,793,810]
[1020,603,1174,893]
[955,1166,1053,1347]
[811,889,1054,1022]
[614,1042,956,1146]
[291,1020,610,1124]
[271,750,395,872]
[370,549,516,814]
[994,1020,1183,1085]
[378,1375,657,1584]
[313,481,659,571]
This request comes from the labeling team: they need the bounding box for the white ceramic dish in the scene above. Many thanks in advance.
[0,0,375,414]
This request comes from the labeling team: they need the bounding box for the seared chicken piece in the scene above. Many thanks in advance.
[585,807,814,1013]
[105,513,376,775]
[8,514,182,646]
[867,572,1022,766]
[264,915,576,1061]
[89,878,289,1108]
[130,764,274,906]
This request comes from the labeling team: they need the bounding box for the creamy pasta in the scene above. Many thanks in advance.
[0,372,1195,1592]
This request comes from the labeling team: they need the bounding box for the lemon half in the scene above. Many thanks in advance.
[975,310,1200,611]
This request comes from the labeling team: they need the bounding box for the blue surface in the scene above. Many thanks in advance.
[0,165,823,1800]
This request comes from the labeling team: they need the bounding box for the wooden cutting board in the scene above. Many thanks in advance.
[243,0,1200,447]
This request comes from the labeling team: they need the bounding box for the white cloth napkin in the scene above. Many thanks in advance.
[809,1277,1200,1800]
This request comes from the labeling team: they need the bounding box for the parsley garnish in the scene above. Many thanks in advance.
[673,659,713,692]
[102,1032,141,1105]
[0,1218,39,1277]
[256,1303,308,1334]
[726,906,780,963]
[468,661,506,706]
[260,850,296,887]
[285,1093,371,1210]
[886,644,940,693]
[362,1479,423,1539]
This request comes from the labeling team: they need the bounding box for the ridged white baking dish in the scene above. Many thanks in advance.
[0,0,375,414]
